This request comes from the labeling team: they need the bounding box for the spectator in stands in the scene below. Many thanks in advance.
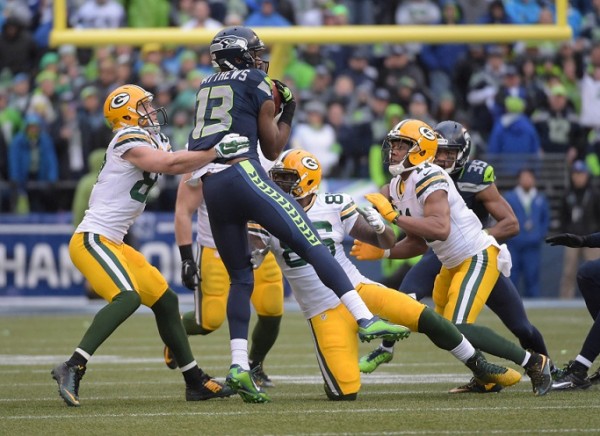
[557,160,600,299]
[70,0,126,29]
[51,96,85,182]
[170,0,195,26]
[493,64,532,119]
[581,0,600,41]
[532,84,585,161]
[407,92,437,128]
[487,96,541,157]
[580,62,600,132]
[94,57,120,102]
[28,71,59,126]
[8,114,59,212]
[291,100,339,177]
[244,0,292,27]
[419,1,468,104]
[0,87,23,145]
[181,0,222,29]
[395,0,441,26]
[340,46,377,88]
[0,15,37,76]
[504,0,541,24]
[504,168,550,298]
[377,45,427,98]
[76,85,112,161]
[10,73,32,114]
[478,0,513,24]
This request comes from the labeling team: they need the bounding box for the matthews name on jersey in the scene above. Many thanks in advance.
[453,159,496,227]
[187,68,273,163]
[257,192,377,320]
[389,162,496,268]
[76,126,169,243]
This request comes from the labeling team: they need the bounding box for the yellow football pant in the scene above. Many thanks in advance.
[309,282,428,398]
[199,246,283,332]
[432,245,500,324]
[69,232,167,307]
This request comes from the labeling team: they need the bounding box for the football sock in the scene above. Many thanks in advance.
[181,311,213,336]
[456,323,527,365]
[449,336,476,363]
[340,290,373,321]
[77,290,141,355]
[249,315,281,364]
[231,338,250,370]
[578,315,600,365]
[151,289,195,368]
[67,348,89,367]
[417,307,464,350]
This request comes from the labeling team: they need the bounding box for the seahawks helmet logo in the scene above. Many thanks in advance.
[301,156,319,170]
[419,126,436,140]
[212,36,248,51]
[110,92,130,109]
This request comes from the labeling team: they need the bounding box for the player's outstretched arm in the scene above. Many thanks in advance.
[350,207,396,248]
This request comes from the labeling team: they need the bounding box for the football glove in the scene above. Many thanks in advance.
[250,247,270,270]
[358,207,386,234]
[545,233,586,248]
[350,240,385,261]
[273,79,294,104]
[364,193,399,223]
[181,259,200,291]
[214,133,250,159]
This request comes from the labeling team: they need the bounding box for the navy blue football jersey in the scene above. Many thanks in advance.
[452,159,496,226]
[187,68,273,162]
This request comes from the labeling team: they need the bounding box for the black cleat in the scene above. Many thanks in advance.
[186,374,235,401]
[449,377,504,394]
[552,361,592,391]
[588,367,600,385]
[524,352,553,396]
[250,361,274,388]
[51,362,86,407]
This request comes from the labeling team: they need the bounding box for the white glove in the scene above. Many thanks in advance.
[250,247,270,270]
[359,206,386,234]
[497,243,512,277]
[214,133,250,159]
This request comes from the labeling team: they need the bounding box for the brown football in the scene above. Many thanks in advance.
[272,82,282,116]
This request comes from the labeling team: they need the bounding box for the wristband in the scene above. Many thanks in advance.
[179,244,194,262]
[383,249,390,258]
[277,100,296,126]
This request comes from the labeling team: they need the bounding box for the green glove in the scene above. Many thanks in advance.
[273,79,294,104]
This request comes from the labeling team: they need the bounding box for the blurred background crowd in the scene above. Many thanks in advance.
[1,0,600,249]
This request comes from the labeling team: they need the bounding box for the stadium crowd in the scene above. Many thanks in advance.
[1,0,600,218]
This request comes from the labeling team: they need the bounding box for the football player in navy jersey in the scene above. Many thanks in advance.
[354,120,554,393]
[186,26,410,403]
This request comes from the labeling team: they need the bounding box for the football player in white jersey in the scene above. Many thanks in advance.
[359,119,553,396]
[250,149,521,401]
[51,84,250,407]
[163,149,284,399]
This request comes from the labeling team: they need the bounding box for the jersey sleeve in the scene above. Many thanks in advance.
[111,127,153,158]
[415,167,449,205]
[338,193,359,234]
[457,160,495,194]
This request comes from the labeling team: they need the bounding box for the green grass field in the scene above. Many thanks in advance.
[2,306,600,435]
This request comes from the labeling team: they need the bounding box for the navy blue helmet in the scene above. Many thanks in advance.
[434,120,472,174]
[210,26,268,72]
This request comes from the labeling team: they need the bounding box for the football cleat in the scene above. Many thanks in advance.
[357,316,411,343]
[226,364,271,403]
[524,352,553,396]
[550,364,565,381]
[163,345,177,370]
[51,362,86,407]
[552,361,592,391]
[250,361,274,388]
[588,367,600,385]
[464,350,521,388]
[358,347,393,374]
[449,377,504,394]
[186,374,235,401]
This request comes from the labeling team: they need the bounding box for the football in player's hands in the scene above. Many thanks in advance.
[271,81,283,116]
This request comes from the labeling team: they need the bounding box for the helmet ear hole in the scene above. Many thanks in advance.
[123,115,131,120]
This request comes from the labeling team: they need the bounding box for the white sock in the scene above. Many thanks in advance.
[75,348,91,361]
[340,290,373,321]
[521,351,532,367]
[450,336,476,363]
[575,355,593,369]
[379,344,394,354]
[231,338,249,370]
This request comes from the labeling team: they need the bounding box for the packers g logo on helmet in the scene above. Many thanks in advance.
[103,84,167,132]
[382,119,438,176]
[269,149,322,199]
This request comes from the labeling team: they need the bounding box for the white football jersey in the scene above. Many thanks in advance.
[389,162,495,268]
[76,127,169,243]
[266,192,378,319]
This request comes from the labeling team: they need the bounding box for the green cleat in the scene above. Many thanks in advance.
[358,347,393,374]
[51,362,86,407]
[357,316,411,343]
[226,364,271,403]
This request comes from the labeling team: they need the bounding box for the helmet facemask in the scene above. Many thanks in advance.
[269,167,301,196]
[136,95,167,134]
[383,136,426,176]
